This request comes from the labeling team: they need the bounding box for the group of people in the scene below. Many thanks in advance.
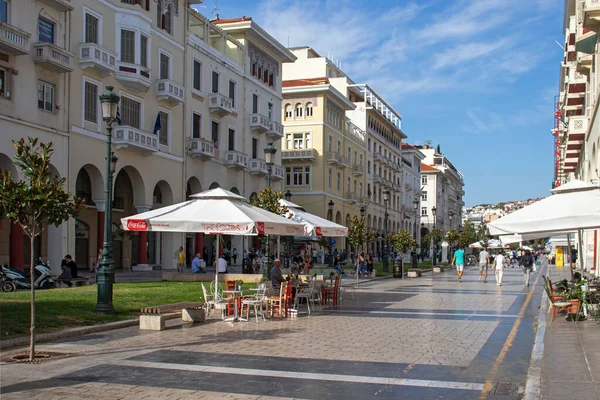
[452,247,538,287]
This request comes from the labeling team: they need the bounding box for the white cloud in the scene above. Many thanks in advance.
[433,38,510,69]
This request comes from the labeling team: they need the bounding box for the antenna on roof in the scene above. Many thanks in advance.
[213,0,219,19]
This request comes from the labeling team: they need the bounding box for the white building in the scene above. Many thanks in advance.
[401,144,425,245]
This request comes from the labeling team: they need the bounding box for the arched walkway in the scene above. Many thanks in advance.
[209,182,220,189]
[230,186,240,195]
[186,177,202,200]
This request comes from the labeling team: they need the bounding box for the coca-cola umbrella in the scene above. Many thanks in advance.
[121,188,304,298]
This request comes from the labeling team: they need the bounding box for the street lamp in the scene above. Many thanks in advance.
[448,214,454,258]
[412,198,419,268]
[383,189,390,272]
[262,142,277,278]
[432,206,437,266]
[284,190,292,202]
[328,200,334,266]
[96,86,120,313]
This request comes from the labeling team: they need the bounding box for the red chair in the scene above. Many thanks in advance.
[323,276,340,305]
[284,281,294,317]
[225,280,237,316]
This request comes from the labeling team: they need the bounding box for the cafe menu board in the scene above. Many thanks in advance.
[38,18,54,44]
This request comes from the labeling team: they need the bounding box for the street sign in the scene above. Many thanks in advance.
[330,239,336,246]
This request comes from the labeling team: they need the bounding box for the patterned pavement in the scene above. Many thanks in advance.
[0,265,544,399]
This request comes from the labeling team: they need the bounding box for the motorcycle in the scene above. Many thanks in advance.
[0,267,17,292]
[1,258,56,290]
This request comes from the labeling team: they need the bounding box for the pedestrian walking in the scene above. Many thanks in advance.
[494,251,506,286]
[521,249,535,287]
[478,247,490,283]
[452,247,465,283]
[177,246,185,273]
[232,248,238,265]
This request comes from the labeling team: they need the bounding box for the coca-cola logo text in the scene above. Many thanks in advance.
[127,219,148,231]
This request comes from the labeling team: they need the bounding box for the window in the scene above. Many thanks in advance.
[347,146,351,161]
[328,135,332,152]
[252,138,258,159]
[268,102,273,120]
[285,104,292,119]
[229,80,236,108]
[0,68,5,97]
[84,81,98,123]
[159,52,170,79]
[336,172,341,191]
[285,167,290,186]
[120,97,141,128]
[421,207,428,216]
[228,128,235,151]
[0,0,7,23]
[37,81,54,112]
[295,104,303,118]
[286,166,310,186]
[305,103,313,117]
[211,71,219,93]
[192,113,201,138]
[252,94,258,113]
[367,161,371,174]
[193,60,201,91]
[359,154,363,166]
[346,177,350,193]
[120,29,135,63]
[305,167,310,185]
[84,13,99,44]
[158,111,169,146]
[140,34,148,67]
[293,133,303,149]
[421,192,427,201]
[157,0,172,34]
[328,169,332,188]
[421,176,428,185]
[38,17,54,44]
[337,140,341,154]
[121,0,136,4]
[290,132,311,149]
[211,121,219,149]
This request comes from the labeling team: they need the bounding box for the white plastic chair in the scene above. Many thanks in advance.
[294,280,315,314]
[242,283,267,322]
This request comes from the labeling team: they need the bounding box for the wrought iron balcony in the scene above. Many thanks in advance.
[208,93,233,116]
[115,62,151,92]
[248,158,268,175]
[225,150,247,169]
[250,113,271,133]
[33,43,73,73]
[113,126,158,153]
[188,137,214,159]
[156,79,185,105]
[79,43,117,76]
[0,21,30,55]
[282,148,317,162]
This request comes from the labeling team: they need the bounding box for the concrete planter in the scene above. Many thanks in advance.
[182,308,206,323]
[433,266,445,273]
[407,269,422,278]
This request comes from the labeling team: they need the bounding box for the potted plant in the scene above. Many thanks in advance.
[235,279,244,291]
[259,277,268,283]
[565,285,584,314]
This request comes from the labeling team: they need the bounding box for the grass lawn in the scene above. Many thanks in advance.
[0,281,239,340]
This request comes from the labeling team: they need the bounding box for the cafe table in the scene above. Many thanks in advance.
[223,290,246,322]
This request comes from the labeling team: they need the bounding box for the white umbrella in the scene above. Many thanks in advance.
[122,188,304,297]
[469,239,506,249]
[279,199,348,237]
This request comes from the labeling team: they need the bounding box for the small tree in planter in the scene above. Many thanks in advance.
[366,228,378,255]
[0,138,82,361]
[445,229,460,256]
[431,228,443,262]
[347,215,367,280]
[389,230,416,264]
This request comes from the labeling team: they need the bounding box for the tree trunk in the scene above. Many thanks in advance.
[29,236,35,362]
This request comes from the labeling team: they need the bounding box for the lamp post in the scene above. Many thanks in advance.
[284,190,292,202]
[96,86,120,313]
[328,200,334,266]
[360,206,366,256]
[431,206,437,267]
[383,189,390,272]
[262,142,277,278]
[412,198,419,268]
[448,214,454,257]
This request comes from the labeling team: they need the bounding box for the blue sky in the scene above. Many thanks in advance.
[196,0,563,206]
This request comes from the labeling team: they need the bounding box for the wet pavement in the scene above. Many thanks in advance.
[0,265,548,399]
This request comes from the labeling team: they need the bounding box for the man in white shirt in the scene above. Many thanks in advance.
[478,247,490,283]
[494,252,506,286]
[216,256,228,273]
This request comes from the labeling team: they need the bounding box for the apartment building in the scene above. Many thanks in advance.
[282,47,408,256]
[417,146,464,238]
[0,1,291,273]
[400,144,425,245]
[554,0,600,275]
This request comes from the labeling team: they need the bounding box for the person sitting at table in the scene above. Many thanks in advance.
[303,258,313,274]
[271,259,285,289]
[252,254,261,274]
[192,253,206,273]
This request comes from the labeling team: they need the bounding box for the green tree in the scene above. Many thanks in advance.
[389,229,416,259]
[458,220,477,248]
[431,228,443,250]
[249,187,288,216]
[477,223,489,245]
[366,228,378,255]
[445,229,460,248]
[318,236,331,251]
[347,215,367,259]
[0,138,82,361]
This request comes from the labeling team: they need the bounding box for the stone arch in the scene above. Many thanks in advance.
[284,103,292,119]
[186,177,202,200]
[209,182,220,189]
[76,164,104,204]
[114,166,146,207]
[153,180,174,207]
[230,186,240,195]
[335,211,342,225]
[49,163,61,178]
[345,213,351,228]
[0,153,18,180]
[249,192,258,203]
[295,102,303,118]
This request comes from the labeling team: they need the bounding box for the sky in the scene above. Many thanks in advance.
[195,0,563,206]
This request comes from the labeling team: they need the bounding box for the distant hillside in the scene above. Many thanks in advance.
[471,198,543,210]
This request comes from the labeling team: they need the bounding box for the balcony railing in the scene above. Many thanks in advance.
[79,43,116,75]
[248,158,268,175]
[267,120,284,141]
[250,113,271,133]
[272,164,284,181]
[373,174,385,184]
[113,126,159,153]
[38,0,73,11]
[115,62,151,92]
[568,116,588,136]
[208,93,233,116]
[353,164,364,176]
[327,152,342,165]
[0,21,30,55]
[156,79,185,105]
[341,156,351,168]
[282,148,317,161]
[33,43,73,73]
[188,137,214,159]
[346,193,358,204]
[225,150,247,169]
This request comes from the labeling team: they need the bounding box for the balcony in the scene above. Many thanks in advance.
[373,174,385,184]
[248,158,268,175]
[38,0,73,12]
[156,79,185,105]
[583,0,600,30]
[113,126,158,153]
[404,183,412,191]
[346,193,358,204]
[267,120,284,141]
[33,43,73,73]
[353,164,364,176]
[374,153,385,163]
[341,156,351,169]
[327,152,342,165]
[282,148,317,162]
[357,197,368,206]
[208,93,233,116]
[250,113,270,133]
[0,21,30,55]
[79,43,116,76]
[188,137,214,159]
[225,150,247,169]
[115,62,151,92]
[272,164,284,181]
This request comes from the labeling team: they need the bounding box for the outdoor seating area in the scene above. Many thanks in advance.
[542,275,600,323]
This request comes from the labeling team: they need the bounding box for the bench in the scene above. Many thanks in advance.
[55,276,89,287]
[139,302,205,331]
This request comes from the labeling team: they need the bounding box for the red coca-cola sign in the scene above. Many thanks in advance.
[256,222,265,235]
[315,226,323,237]
[127,219,148,231]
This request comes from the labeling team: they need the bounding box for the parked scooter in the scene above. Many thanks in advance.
[1,258,56,290]
[0,267,17,292]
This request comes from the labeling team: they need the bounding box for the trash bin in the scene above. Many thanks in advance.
[393,259,403,278]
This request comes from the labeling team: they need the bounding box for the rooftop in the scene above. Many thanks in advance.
[421,163,439,173]
[282,78,329,88]
[212,17,252,24]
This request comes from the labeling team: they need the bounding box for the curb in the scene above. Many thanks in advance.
[524,287,548,400]
[0,319,138,351]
